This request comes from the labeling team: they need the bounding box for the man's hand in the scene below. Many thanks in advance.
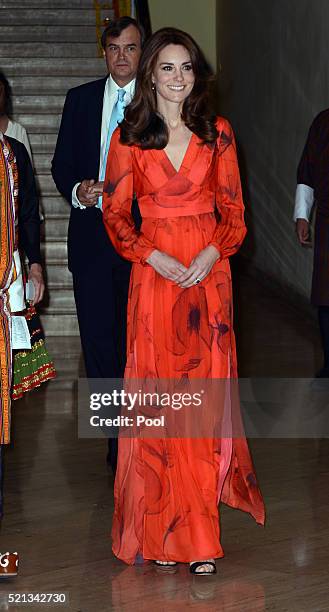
[146,250,188,281]
[91,180,104,194]
[296,218,312,247]
[176,245,220,288]
[77,179,100,206]
[28,263,45,305]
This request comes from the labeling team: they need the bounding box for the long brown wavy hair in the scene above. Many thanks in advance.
[120,27,218,148]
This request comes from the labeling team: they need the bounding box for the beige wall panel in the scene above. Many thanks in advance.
[148,0,217,70]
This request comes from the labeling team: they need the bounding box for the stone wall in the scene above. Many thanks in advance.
[217,0,329,299]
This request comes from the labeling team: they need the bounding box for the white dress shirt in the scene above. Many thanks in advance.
[5,119,33,161]
[293,184,314,222]
[72,75,135,210]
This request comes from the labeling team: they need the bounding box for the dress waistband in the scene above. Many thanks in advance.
[139,199,215,219]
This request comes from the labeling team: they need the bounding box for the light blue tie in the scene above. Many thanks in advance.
[98,88,126,209]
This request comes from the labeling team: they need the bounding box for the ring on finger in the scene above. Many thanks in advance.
[194,277,201,285]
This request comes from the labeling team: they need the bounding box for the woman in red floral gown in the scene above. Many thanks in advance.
[103,27,265,575]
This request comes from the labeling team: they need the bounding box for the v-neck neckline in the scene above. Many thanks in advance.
[162,132,195,174]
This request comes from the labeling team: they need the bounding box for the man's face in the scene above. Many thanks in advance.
[104,25,142,87]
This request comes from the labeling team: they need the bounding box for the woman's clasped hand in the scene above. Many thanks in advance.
[147,245,220,287]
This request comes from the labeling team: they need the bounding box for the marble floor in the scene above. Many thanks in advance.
[0,267,328,612]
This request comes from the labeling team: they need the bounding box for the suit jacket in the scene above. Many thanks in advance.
[6,135,41,265]
[297,109,329,305]
[52,77,132,274]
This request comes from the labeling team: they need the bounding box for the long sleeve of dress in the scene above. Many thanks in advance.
[208,119,247,260]
[102,129,155,264]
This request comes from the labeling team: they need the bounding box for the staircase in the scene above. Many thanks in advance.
[0,0,106,335]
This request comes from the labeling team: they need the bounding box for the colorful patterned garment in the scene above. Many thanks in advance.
[103,118,265,565]
[12,304,56,400]
[8,132,56,399]
[1,132,56,404]
[0,134,15,445]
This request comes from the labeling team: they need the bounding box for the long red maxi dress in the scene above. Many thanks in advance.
[103,117,265,565]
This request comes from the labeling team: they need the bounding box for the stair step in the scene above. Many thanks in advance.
[46,368,80,383]
[45,263,73,286]
[42,335,81,359]
[0,8,101,25]
[41,240,67,263]
[42,216,69,240]
[44,209,70,221]
[42,303,76,316]
[13,95,65,114]
[15,113,61,133]
[37,174,60,195]
[0,57,104,76]
[1,42,99,58]
[45,302,76,317]
[0,0,93,7]
[34,153,53,174]
[10,75,98,95]
[2,25,98,42]
[41,379,78,391]
[43,288,76,313]
[40,313,79,336]
[40,195,69,216]
[29,133,57,150]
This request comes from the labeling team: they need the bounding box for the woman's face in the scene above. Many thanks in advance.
[152,44,195,105]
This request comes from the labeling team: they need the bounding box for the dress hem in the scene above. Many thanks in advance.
[112,547,225,566]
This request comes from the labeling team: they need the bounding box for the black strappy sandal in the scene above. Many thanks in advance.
[189,560,217,575]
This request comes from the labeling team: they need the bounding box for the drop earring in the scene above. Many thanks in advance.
[151,81,156,91]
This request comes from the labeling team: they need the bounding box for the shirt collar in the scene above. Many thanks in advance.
[108,74,135,98]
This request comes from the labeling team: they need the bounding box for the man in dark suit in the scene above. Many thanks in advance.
[294,109,329,378]
[51,17,143,472]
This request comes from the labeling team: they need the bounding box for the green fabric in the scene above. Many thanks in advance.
[12,339,56,399]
